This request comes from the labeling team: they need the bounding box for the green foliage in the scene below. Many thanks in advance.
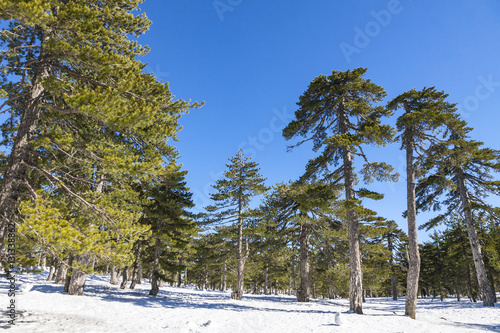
[0,0,199,280]
[387,86,464,154]
[206,149,268,223]
[417,126,500,229]
[283,68,395,177]
[137,164,197,279]
[282,67,398,218]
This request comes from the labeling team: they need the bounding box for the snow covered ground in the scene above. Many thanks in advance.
[1,270,499,332]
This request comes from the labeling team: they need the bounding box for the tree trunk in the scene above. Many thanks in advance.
[466,264,477,302]
[68,253,90,295]
[482,251,497,303]
[110,266,120,285]
[54,258,69,285]
[52,264,59,281]
[120,266,129,289]
[455,284,461,302]
[46,257,56,281]
[38,253,47,267]
[297,222,310,302]
[264,262,269,295]
[388,235,398,300]
[177,254,184,288]
[457,172,495,306]
[344,143,363,313]
[232,197,249,300]
[150,270,159,296]
[64,255,74,293]
[220,262,227,291]
[47,265,55,281]
[203,264,209,289]
[149,237,161,296]
[129,244,142,290]
[0,31,51,246]
[404,125,420,319]
[339,107,363,314]
[136,263,142,284]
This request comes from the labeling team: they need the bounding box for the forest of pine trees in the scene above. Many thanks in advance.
[0,0,499,321]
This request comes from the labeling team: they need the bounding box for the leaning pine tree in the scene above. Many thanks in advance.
[387,87,463,318]
[283,68,397,314]
[416,125,498,307]
[206,150,267,300]
[0,0,197,248]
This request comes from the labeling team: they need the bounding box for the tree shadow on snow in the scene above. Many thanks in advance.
[89,287,341,315]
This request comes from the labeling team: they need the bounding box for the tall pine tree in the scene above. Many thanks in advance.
[206,150,267,300]
[387,86,463,318]
[416,125,499,306]
[283,68,396,313]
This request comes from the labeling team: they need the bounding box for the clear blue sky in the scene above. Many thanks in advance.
[137,0,500,242]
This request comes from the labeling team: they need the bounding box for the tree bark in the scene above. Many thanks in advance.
[404,123,420,319]
[388,234,398,300]
[54,258,69,284]
[177,254,184,288]
[68,253,90,295]
[340,108,363,314]
[64,255,74,293]
[136,262,142,284]
[220,262,227,291]
[466,264,477,302]
[0,30,51,246]
[47,265,55,281]
[46,257,56,281]
[120,266,129,289]
[149,237,161,296]
[456,172,495,306]
[482,251,497,303]
[110,266,120,285]
[232,197,249,300]
[129,244,142,290]
[264,262,269,295]
[297,222,310,302]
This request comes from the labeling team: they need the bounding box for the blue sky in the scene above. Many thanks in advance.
[137,0,500,242]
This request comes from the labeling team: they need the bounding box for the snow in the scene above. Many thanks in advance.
[1,270,499,332]
[18,280,33,293]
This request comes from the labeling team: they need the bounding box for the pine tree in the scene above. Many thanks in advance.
[259,181,340,301]
[134,164,196,297]
[361,219,406,300]
[416,125,499,306]
[206,150,267,300]
[0,0,197,246]
[387,86,463,318]
[283,68,396,313]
